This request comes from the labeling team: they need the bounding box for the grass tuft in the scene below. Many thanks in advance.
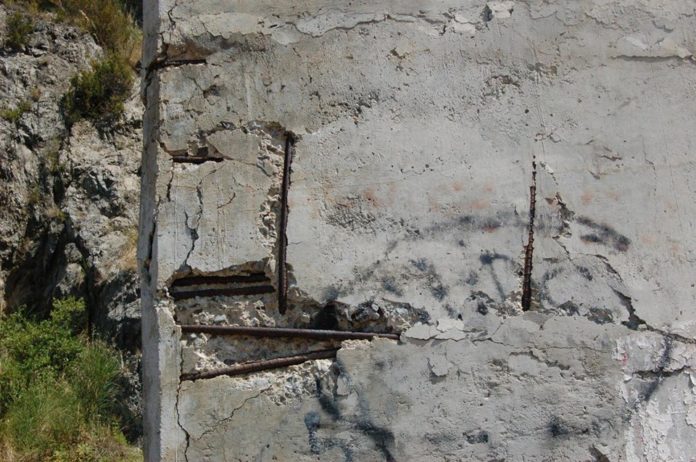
[0,297,141,461]
[0,100,32,125]
[4,11,34,51]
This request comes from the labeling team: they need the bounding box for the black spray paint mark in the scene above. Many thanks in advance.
[576,216,631,252]
[305,366,397,461]
[548,416,570,438]
[479,250,513,302]
[304,411,322,454]
[464,430,489,444]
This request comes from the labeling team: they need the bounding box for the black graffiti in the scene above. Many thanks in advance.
[304,369,397,461]
[576,216,631,252]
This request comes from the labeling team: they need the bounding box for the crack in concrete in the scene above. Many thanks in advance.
[628,337,680,406]
[509,350,572,371]
[180,166,221,269]
[176,341,191,462]
[195,386,270,441]
[612,55,694,64]
[145,58,208,84]
[181,209,198,274]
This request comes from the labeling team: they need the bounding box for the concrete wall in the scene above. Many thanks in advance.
[140,1,696,460]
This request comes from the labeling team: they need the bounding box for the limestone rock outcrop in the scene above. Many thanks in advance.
[0,5,142,352]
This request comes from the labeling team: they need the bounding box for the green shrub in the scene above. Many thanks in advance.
[4,11,33,51]
[0,99,32,125]
[62,54,134,129]
[8,1,141,130]
[51,296,88,334]
[0,305,84,406]
[0,297,140,461]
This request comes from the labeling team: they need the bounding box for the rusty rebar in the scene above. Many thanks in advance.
[171,273,269,287]
[180,348,339,381]
[170,156,223,164]
[170,285,275,300]
[277,134,295,314]
[180,324,401,341]
[521,160,537,311]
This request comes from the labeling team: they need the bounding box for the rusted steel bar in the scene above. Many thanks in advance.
[171,273,269,287]
[521,161,537,311]
[277,134,295,314]
[180,324,401,341]
[180,348,339,381]
[171,156,224,164]
[170,285,275,300]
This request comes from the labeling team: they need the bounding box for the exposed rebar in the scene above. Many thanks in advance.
[180,348,339,381]
[180,324,401,341]
[278,134,295,314]
[521,160,537,311]
[170,156,223,164]
[170,285,275,300]
[171,273,269,287]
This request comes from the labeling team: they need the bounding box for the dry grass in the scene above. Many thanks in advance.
[7,0,141,64]
[117,227,138,272]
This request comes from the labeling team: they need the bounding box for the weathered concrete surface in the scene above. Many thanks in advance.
[140,1,696,460]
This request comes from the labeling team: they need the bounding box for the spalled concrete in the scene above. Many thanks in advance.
[140,1,696,460]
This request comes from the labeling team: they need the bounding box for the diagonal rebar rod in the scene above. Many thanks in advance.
[180,348,339,381]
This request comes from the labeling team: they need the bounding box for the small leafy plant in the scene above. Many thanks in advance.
[62,54,134,129]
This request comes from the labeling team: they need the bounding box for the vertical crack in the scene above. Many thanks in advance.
[176,342,191,462]
[278,133,295,314]
[521,159,537,311]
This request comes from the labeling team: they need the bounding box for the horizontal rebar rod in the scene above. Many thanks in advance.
[180,348,339,381]
[180,324,401,341]
[171,273,269,287]
[171,156,223,164]
[170,285,275,300]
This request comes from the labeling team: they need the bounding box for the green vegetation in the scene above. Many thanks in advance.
[59,0,141,62]
[42,136,64,174]
[4,11,33,50]
[0,298,141,461]
[8,0,142,129]
[8,1,141,60]
[0,100,32,125]
[62,54,134,129]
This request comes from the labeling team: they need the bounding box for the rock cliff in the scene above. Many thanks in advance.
[0,5,142,352]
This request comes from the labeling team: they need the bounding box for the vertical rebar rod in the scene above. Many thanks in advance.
[521,161,537,311]
[278,134,295,314]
